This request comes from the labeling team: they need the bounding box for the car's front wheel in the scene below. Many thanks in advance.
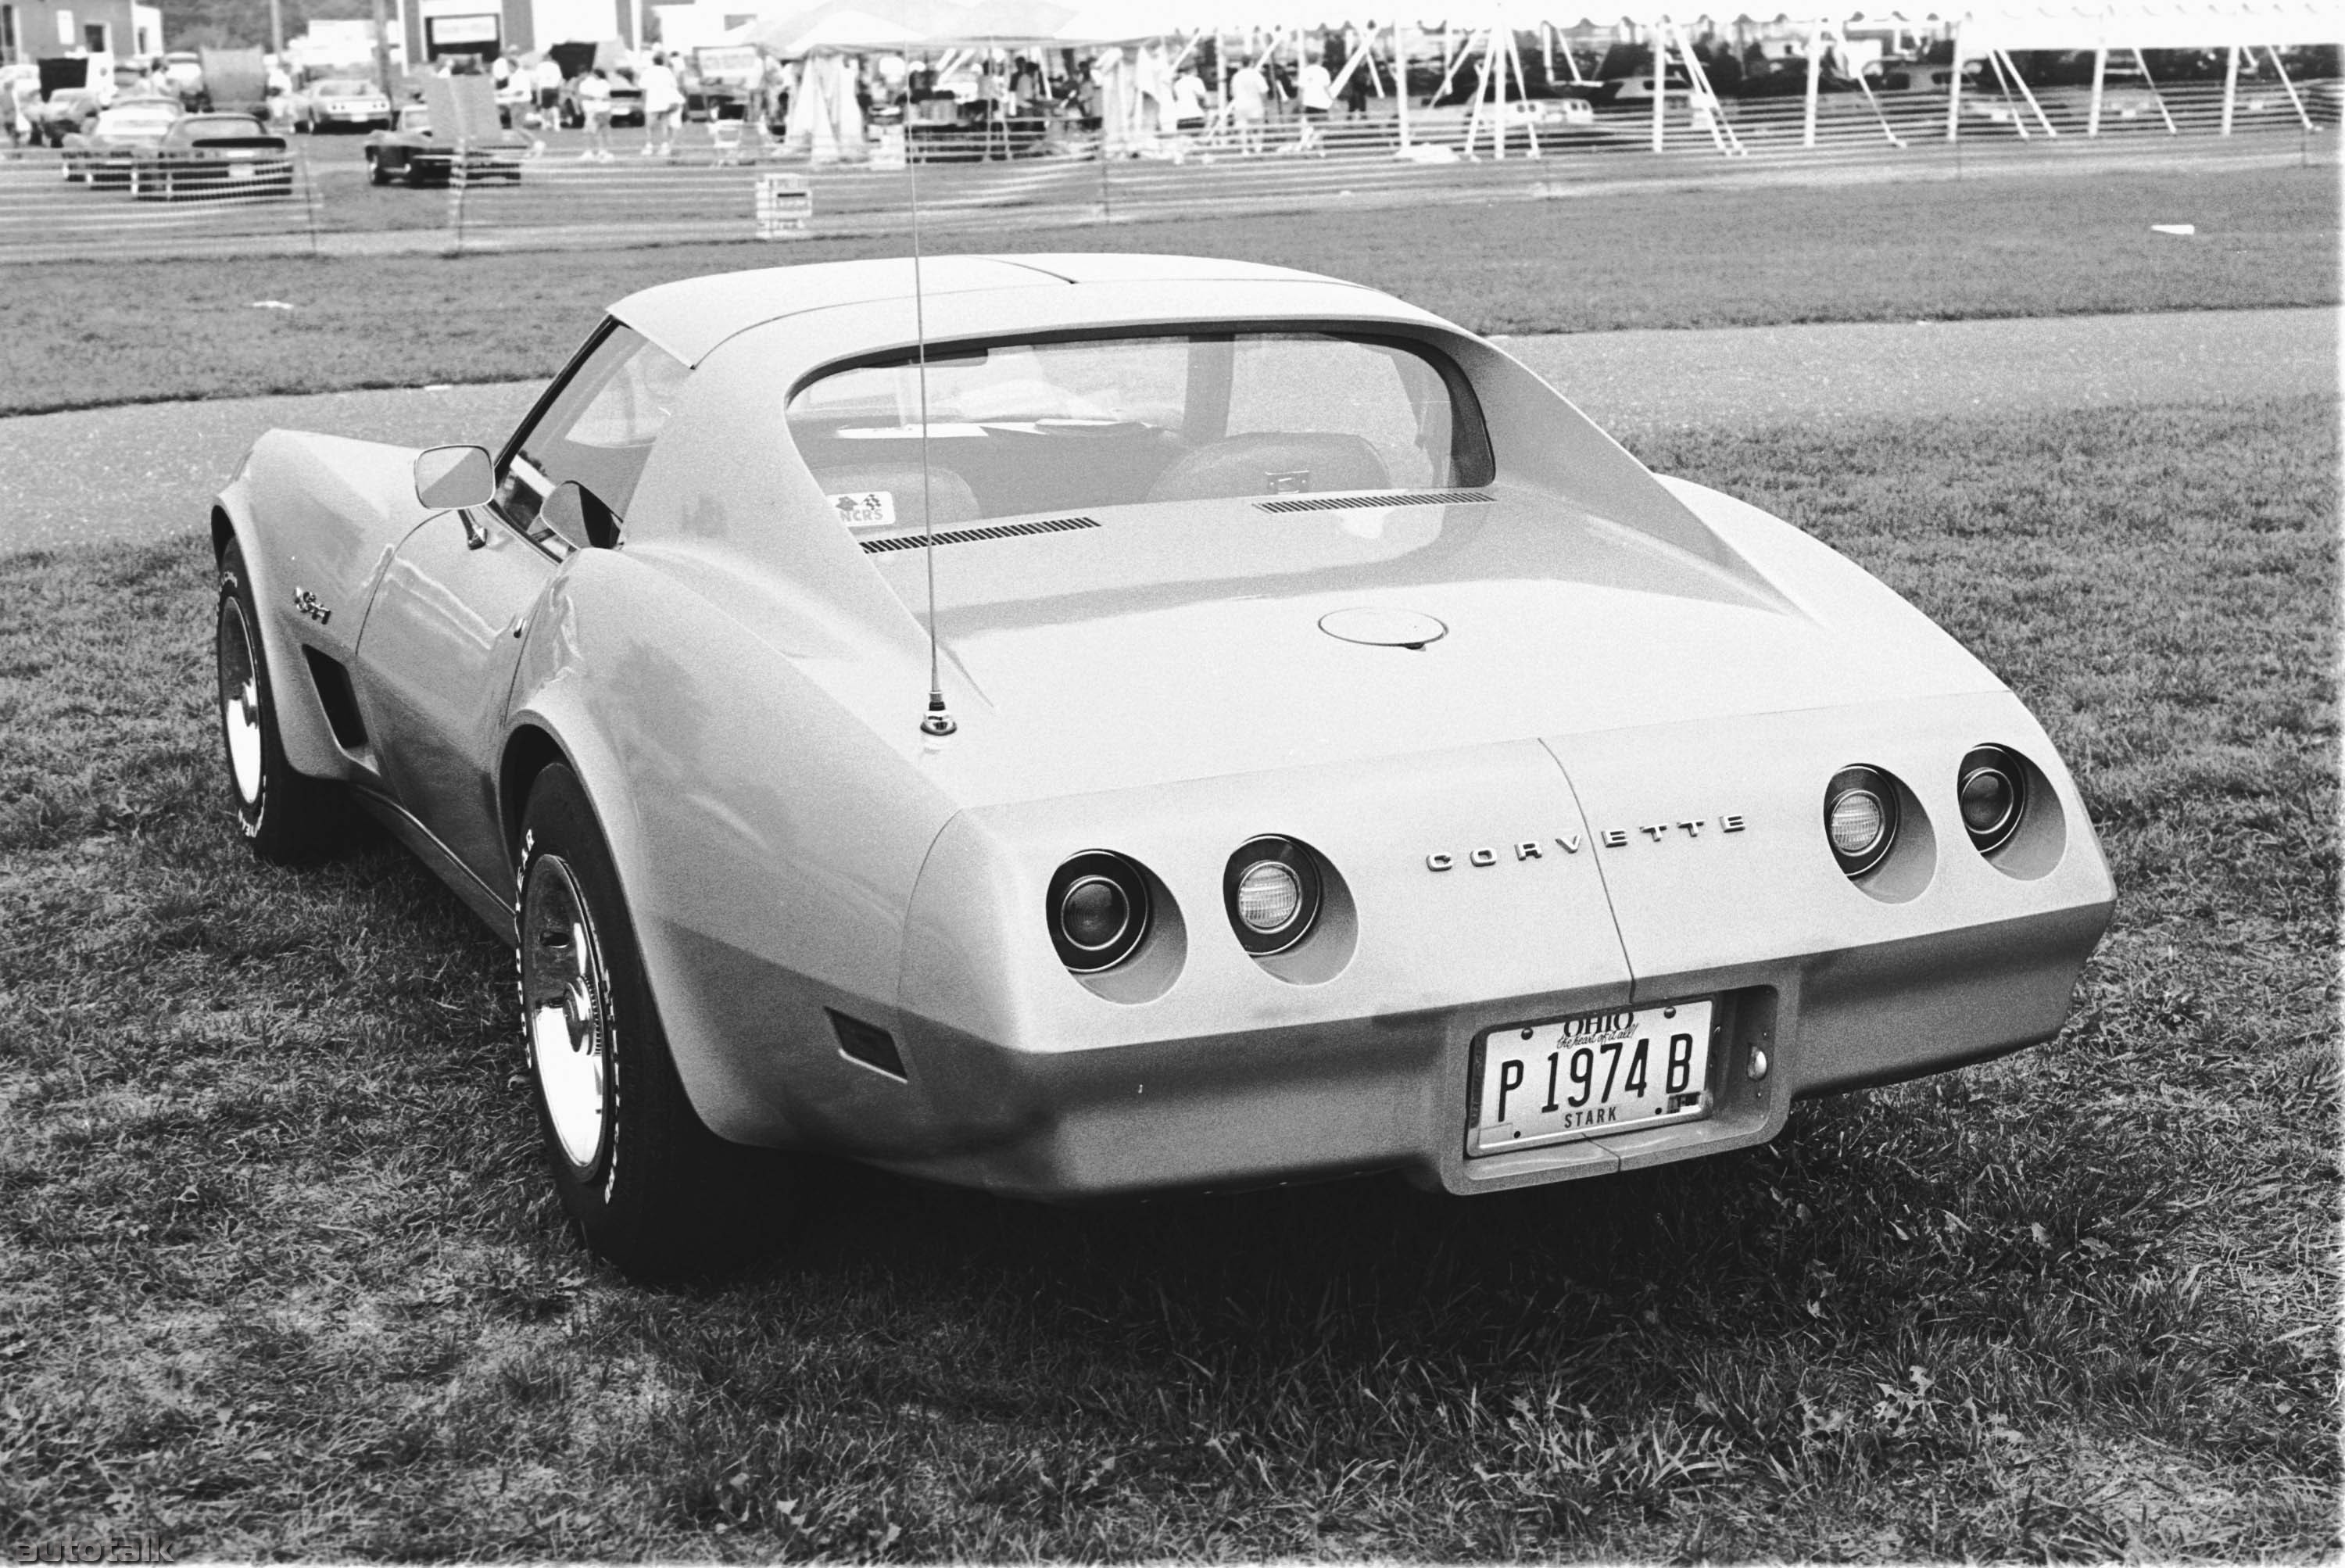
[216,541,342,860]
[517,763,794,1279]
[366,149,389,184]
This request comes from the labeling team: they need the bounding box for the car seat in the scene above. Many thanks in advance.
[1143,433,1391,503]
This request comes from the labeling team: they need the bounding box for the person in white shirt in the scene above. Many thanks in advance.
[533,55,564,116]
[1170,65,1208,133]
[637,51,682,156]
[578,67,614,159]
[1297,55,1332,154]
[1228,58,1268,155]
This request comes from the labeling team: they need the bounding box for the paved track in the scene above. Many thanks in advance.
[2,306,2334,554]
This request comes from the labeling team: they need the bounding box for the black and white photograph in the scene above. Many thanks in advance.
[2,0,2337,1558]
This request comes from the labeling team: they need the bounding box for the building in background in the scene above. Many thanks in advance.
[401,0,643,66]
[2,0,163,62]
[287,16,403,75]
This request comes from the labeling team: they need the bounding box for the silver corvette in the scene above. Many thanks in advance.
[209,255,2114,1276]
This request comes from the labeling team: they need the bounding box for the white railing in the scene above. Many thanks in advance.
[0,77,2332,263]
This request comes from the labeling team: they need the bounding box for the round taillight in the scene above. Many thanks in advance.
[1824,766,1899,877]
[1046,852,1150,972]
[1223,836,1323,955]
[1236,861,1301,932]
[1957,745,2028,854]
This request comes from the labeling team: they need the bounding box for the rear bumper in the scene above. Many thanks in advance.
[863,900,2107,1201]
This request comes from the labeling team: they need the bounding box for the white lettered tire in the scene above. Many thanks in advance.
[214,540,342,861]
[517,762,794,1278]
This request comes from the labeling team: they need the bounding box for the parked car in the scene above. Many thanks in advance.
[1500,95,1599,134]
[363,102,527,185]
[58,96,181,184]
[1588,43,1694,105]
[127,113,293,199]
[1736,58,1863,98]
[207,255,2114,1279]
[288,75,392,131]
[1866,57,1957,94]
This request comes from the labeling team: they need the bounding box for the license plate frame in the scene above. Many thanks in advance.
[1468,998,1717,1157]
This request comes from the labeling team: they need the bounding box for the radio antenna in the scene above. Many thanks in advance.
[910,136,956,738]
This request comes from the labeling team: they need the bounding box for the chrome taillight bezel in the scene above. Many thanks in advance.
[1046,850,1151,973]
[1957,745,2029,855]
[1824,764,1901,878]
[1223,836,1325,956]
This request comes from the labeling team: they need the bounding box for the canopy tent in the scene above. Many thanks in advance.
[698,1,2343,56]
[701,0,2335,162]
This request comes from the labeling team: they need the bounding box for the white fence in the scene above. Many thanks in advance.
[0,77,2332,263]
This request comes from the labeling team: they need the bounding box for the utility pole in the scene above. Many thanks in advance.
[371,0,394,95]
[267,0,283,55]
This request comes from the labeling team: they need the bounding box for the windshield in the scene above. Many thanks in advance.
[177,116,264,139]
[97,103,177,131]
[786,331,1490,532]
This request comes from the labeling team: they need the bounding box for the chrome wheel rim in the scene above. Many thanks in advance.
[521,855,610,1172]
[216,596,265,806]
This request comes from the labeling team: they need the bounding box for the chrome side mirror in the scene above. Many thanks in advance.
[413,444,495,510]
[542,480,623,551]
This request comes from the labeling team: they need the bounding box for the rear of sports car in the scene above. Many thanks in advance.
[594,266,2114,1211]
[840,578,2113,1204]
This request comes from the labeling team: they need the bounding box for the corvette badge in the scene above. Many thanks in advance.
[1427,815,1745,869]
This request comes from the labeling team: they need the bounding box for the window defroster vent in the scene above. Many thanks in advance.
[1253,489,1495,514]
[860,515,1101,553]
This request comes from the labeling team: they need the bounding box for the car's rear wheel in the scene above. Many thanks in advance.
[215,541,342,861]
[517,763,796,1280]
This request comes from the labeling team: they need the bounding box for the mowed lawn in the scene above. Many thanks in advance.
[2,160,2336,416]
[0,392,2333,1560]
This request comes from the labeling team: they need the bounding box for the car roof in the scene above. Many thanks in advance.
[610,254,1407,367]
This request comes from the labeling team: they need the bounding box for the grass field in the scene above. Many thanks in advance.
[0,392,2333,1560]
[3,161,2336,417]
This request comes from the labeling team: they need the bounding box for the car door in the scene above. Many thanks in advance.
[353,322,689,889]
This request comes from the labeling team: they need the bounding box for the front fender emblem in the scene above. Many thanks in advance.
[293,588,331,625]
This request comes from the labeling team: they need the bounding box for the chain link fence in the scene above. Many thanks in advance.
[2,76,2333,263]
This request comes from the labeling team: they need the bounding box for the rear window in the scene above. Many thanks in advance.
[785,331,1491,532]
[177,116,264,138]
[97,104,177,131]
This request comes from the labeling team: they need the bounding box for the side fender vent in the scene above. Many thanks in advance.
[827,1008,908,1082]
[1254,490,1495,514]
[861,516,1100,553]
[300,646,370,750]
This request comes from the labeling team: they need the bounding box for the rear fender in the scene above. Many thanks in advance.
[505,547,962,1148]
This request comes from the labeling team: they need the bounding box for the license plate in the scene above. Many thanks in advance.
[226,161,255,177]
[1470,999,1715,1156]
